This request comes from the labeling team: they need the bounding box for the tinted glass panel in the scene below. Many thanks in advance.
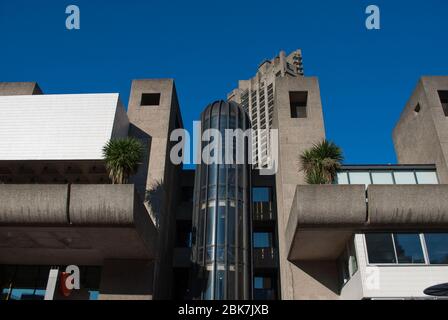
[425,233,448,264]
[393,234,425,263]
[206,207,215,246]
[216,206,226,246]
[365,233,396,263]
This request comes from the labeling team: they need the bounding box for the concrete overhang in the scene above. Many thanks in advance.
[0,184,157,265]
[287,184,448,262]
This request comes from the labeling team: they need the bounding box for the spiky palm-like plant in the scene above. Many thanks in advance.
[102,137,144,184]
[299,140,344,185]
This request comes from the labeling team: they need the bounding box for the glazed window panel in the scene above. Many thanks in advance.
[415,171,438,184]
[336,172,349,184]
[393,234,425,264]
[365,233,396,264]
[371,172,394,184]
[425,233,448,264]
[393,172,416,184]
[348,172,371,186]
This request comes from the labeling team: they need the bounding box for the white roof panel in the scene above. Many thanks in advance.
[0,93,128,160]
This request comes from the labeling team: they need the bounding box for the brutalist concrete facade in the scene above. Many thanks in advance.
[1,67,448,300]
[0,80,182,300]
[394,76,448,184]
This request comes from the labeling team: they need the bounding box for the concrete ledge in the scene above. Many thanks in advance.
[289,185,366,226]
[0,184,157,264]
[286,185,366,261]
[368,184,448,226]
[0,184,68,224]
[287,184,448,262]
[70,184,136,225]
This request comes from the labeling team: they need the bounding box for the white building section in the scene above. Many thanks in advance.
[0,93,129,160]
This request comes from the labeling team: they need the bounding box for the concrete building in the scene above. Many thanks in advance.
[1,52,448,300]
[228,49,304,169]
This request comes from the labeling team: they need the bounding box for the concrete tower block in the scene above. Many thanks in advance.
[272,76,338,300]
[127,79,184,299]
[393,77,448,183]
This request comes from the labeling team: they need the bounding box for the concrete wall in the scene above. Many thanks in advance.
[127,79,184,299]
[0,82,42,95]
[393,77,448,183]
[0,184,68,224]
[272,76,327,299]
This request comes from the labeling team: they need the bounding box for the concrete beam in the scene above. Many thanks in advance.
[287,184,448,262]
[0,184,157,264]
[0,184,68,224]
[368,184,448,226]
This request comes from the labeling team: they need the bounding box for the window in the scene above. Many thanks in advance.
[365,233,396,264]
[438,91,448,117]
[338,238,358,287]
[254,277,271,289]
[415,171,438,184]
[393,172,416,184]
[371,172,394,184]
[252,187,272,202]
[365,232,447,265]
[393,234,425,263]
[140,93,160,106]
[348,172,371,187]
[253,275,276,300]
[289,91,308,118]
[424,233,448,264]
[414,103,421,114]
[336,172,349,184]
[253,232,273,248]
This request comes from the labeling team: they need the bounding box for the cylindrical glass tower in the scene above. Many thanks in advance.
[191,100,252,300]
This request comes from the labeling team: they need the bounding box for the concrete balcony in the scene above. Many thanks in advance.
[0,184,157,266]
[286,184,448,262]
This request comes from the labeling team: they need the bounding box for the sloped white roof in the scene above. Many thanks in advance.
[0,93,129,160]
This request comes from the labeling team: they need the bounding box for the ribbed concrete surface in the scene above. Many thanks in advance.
[70,184,135,225]
[0,184,68,224]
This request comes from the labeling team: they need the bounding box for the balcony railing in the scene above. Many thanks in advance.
[253,247,278,269]
[252,202,275,221]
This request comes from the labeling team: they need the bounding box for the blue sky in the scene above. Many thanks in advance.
[1,0,447,164]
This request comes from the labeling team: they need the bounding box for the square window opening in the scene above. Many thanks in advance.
[289,91,308,118]
[438,91,448,117]
[141,93,161,106]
